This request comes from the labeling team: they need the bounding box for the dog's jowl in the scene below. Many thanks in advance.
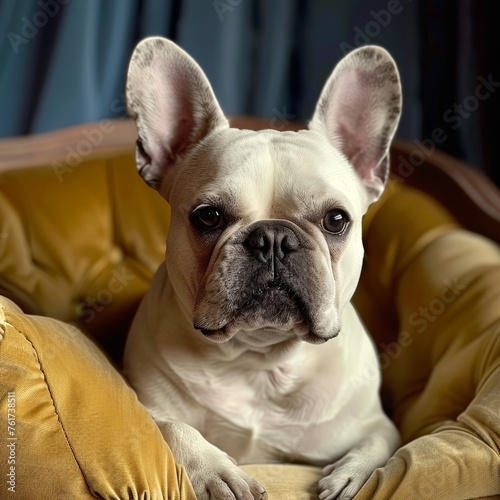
[124,37,402,500]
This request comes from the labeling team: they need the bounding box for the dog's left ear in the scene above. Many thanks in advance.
[126,37,228,190]
[310,46,402,204]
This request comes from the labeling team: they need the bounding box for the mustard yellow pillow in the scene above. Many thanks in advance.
[0,296,195,499]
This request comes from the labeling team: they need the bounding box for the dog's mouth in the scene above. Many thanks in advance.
[195,280,338,345]
[240,279,310,321]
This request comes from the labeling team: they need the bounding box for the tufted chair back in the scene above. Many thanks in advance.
[0,146,168,361]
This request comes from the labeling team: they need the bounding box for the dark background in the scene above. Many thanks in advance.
[0,0,498,185]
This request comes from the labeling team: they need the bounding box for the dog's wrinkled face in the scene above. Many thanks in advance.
[166,129,367,346]
[126,38,402,348]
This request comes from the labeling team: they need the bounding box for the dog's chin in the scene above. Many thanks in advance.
[197,322,298,345]
[197,322,338,346]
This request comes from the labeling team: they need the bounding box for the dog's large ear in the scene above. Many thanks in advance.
[310,46,402,203]
[126,37,228,190]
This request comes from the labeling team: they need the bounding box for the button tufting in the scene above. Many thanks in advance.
[109,246,124,264]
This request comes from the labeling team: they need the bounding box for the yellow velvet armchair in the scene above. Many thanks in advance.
[0,118,499,499]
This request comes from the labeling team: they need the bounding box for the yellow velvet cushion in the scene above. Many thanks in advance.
[240,465,323,499]
[352,181,500,499]
[352,230,500,499]
[0,295,195,499]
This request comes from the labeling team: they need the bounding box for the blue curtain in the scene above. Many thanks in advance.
[0,0,497,184]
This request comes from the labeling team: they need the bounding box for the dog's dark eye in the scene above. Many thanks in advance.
[322,209,349,235]
[191,205,225,230]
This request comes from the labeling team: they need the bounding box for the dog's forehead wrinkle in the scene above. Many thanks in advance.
[191,128,364,220]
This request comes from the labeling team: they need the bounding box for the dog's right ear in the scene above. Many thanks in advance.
[126,37,228,190]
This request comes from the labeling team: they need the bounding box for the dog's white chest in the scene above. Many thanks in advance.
[181,339,364,465]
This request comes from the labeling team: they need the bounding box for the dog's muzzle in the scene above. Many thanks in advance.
[194,220,339,344]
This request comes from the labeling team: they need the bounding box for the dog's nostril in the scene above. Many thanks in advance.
[280,234,299,252]
[245,232,271,263]
[254,235,267,249]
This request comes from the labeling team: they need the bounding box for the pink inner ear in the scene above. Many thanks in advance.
[150,71,197,162]
[325,71,374,151]
[140,86,196,185]
[323,69,385,186]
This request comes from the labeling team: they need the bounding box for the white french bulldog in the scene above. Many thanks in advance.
[124,37,402,500]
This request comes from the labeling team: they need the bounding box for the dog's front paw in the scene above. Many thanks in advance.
[317,430,397,499]
[186,449,266,500]
[157,421,266,499]
[317,455,372,500]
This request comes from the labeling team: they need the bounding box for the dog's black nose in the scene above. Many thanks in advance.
[244,222,300,265]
